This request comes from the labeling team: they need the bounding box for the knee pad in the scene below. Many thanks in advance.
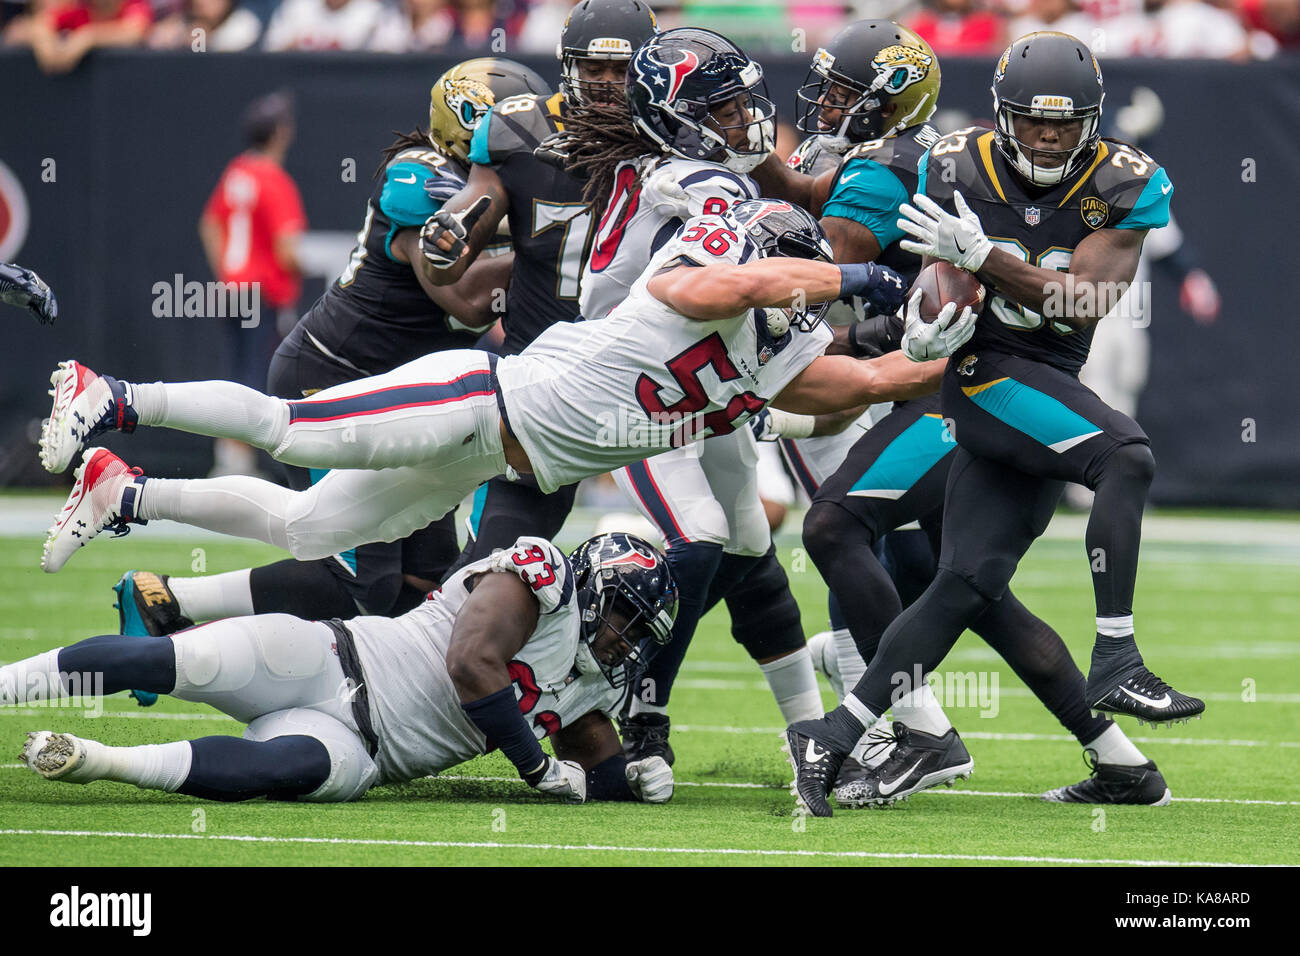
[244,708,378,802]
[727,553,804,660]
[171,622,258,692]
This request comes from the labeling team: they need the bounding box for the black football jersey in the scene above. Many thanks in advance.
[299,146,481,376]
[468,92,591,355]
[820,124,941,286]
[920,128,1172,373]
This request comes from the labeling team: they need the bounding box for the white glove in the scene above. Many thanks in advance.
[419,195,493,269]
[898,192,993,273]
[532,755,587,803]
[626,755,674,803]
[900,289,977,362]
[641,166,691,217]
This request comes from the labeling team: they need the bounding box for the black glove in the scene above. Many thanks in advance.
[0,262,57,325]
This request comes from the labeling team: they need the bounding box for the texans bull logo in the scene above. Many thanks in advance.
[635,46,700,103]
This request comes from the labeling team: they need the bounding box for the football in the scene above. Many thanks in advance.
[911,261,986,322]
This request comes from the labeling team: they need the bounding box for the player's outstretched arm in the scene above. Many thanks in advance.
[750,153,837,216]
[772,351,944,415]
[392,229,513,330]
[448,570,586,802]
[415,165,510,285]
[647,258,905,321]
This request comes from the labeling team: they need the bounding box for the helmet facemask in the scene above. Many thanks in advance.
[561,46,634,108]
[795,57,887,149]
[994,96,1101,187]
[688,80,776,175]
[579,585,675,690]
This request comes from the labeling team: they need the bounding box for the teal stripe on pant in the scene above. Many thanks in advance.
[965,377,1101,452]
[849,413,954,499]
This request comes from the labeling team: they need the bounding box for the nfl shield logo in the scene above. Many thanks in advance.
[758,345,774,366]
[1025,206,1041,226]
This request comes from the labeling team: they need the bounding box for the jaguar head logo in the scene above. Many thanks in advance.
[871,45,933,94]
[442,76,494,131]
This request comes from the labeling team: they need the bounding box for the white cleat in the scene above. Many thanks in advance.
[42,447,145,573]
[22,731,95,783]
[39,359,136,474]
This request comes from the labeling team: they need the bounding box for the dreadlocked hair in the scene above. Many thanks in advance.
[561,100,655,221]
[376,128,441,179]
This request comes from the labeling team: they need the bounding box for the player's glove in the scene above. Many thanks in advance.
[900,288,977,362]
[0,262,57,325]
[625,755,674,803]
[641,166,691,217]
[423,173,466,206]
[531,755,587,803]
[419,195,494,269]
[837,262,907,316]
[897,191,993,273]
[534,130,581,177]
[749,407,815,442]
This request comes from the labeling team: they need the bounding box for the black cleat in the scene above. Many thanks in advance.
[619,713,674,766]
[834,722,973,808]
[1087,639,1204,727]
[784,721,849,818]
[1042,752,1171,806]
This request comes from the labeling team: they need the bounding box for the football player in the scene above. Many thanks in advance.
[786,32,1203,817]
[418,0,660,579]
[109,58,545,706]
[0,261,57,324]
[769,23,1167,811]
[7,534,679,806]
[38,202,930,579]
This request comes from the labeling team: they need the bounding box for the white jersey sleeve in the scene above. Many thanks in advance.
[579,156,759,321]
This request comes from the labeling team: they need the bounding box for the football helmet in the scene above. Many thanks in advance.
[558,0,659,106]
[796,20,940,149]
[992,32,1104,187]
[429,58,550,164]
[731,198,834,332]
[569,533,678,689]
[626,27,776,174]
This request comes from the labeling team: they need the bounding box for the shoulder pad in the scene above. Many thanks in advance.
[379,158,464,229]
[489,537,574,615]
[919,127,998,208]
[1088,139,1172,231]
[470,94,560,165]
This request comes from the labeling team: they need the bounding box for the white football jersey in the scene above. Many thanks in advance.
[346,536,622,785]
[499,212,834,494]
[579,155,759,321]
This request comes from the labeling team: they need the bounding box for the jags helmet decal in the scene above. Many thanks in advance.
[441,75,495,131]
[871,44,934,95]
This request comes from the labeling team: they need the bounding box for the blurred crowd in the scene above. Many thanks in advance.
[2,0,1297,72]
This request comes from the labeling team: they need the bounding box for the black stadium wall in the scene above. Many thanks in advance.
[1,50,1297,506]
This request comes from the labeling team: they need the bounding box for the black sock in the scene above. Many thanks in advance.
[1086,443,1154,618]
[177,735,331,802]
[249,558,360,620]
[972,591,1109,745]
[849,569,990,714]
[58,634,176,695]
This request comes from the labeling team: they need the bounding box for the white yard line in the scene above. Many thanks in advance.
[0,828,1257,866]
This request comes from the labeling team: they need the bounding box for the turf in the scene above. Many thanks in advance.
[1,507,1297,867]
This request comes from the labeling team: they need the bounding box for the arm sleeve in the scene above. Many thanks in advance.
[820,158,911,249]
[467,109,495,167]
[1115,166,1172,231]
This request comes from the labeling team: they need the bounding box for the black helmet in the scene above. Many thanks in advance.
[795,20,940,148]
[558,0,660,106]
[992,32,1104,187]
[626,27,776,174]
[731,199,834,333]
[569,533,678,689]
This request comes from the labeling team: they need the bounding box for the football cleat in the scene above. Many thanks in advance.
[1042,751,1171,806]
[1086,640,1204,726]
[619,713,675,766]
[784,721,850,817]
[42,448,146,574]
[21,731,96,783]
[833,722,898,807]
[834,722,973,808]
[114,570,192,706]
[40,359,136,474]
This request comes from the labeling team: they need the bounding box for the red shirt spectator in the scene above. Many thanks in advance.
[1239,0,1300,49]
[908,0,1004,57]
[47,0,152,32]
[202,152,305,308]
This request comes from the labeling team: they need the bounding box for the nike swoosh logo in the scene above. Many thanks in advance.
[1120,686,1172,709]
[839,171,860,184]
[1161,182,1172,194]
[954,237,967,254]
[396,173,418,184]
[877,757,925,796]
[804,739,827,763]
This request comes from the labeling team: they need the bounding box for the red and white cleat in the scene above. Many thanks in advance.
[39,359,136,474]
[42,448,146,573]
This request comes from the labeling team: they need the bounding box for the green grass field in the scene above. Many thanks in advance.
[1,503,1297,867]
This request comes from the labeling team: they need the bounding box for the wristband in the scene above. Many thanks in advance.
[837,263,877,299]
[462,685,548,783]
[766,408,816,439]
